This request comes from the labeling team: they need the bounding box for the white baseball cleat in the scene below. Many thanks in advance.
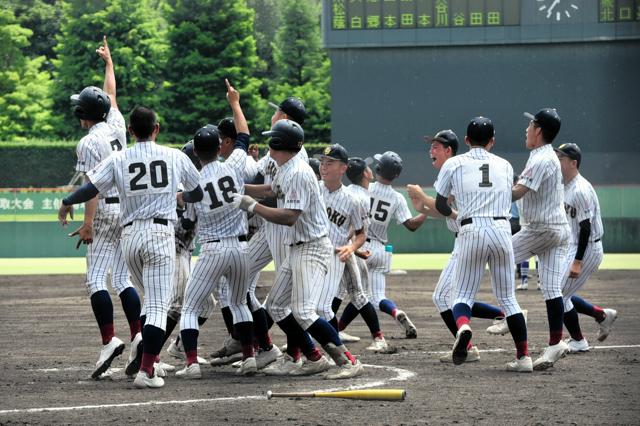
[125,332,143,377]
[133,370,164,388]
[366,336,389,352]
[255,345,282,369]
[440,345,480,363]
[506,356,533,373]
[92,336,125,380]
[597,309,618,342]
[338,331,361,343]
[289,355,331,376]
[452,324,472,365]
[236,357,258,376]
[533,340,569,371]
[567,338,590,353]
[262,354,302,376]
[396,310,417,339]
[517,281,528,291]
[176,363,202,379]
[153,363,167,378]
[167,338,185,360]
[210,352,243,366]
[325,359,364,380]
[210,335,242,359]
[155,360,176,372]
[486,310,528,336]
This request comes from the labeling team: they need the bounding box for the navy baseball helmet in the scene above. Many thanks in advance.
[181,140,201,170]
[193,124,220,155]
[262,119,304,152]
[218,117,237,139]
[308,158,321,179]
[70,86,111,121]
[371,151,403,180]
[346,157,367,184]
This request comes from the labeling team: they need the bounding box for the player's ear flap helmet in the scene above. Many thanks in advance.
[70,86,111,121]
[372,151,403,180]
[181,140,201,170]
[193,124,221,155]
[262,119,304,152]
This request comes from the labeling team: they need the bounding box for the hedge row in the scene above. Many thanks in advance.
[0,141,329,187]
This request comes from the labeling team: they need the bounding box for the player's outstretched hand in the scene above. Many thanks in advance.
[225,79,240,105]
[231,193,257,212]
[69,223,94,249]
[355,249,371,260]
[96,35,112,64]
[406,184,425,199]
[58,204,74,226]
[410,196,428,214]
[569,259,582,278]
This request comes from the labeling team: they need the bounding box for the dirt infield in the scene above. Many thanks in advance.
[0,270,638,425]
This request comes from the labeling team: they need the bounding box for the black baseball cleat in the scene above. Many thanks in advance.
[452,324,473,365]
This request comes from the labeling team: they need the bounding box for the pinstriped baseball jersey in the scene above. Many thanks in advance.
[87,141,200,224]
[367,182,413,243]
[75,108,127,212]
[432,177,459,233]
[194,149,247,241]
[435,147,513,220]
[517,144,567,225]
[563,174,603,244]
[258,145,309,184]
[346,184,371,230]
[321,183,364,247]
[244,155,260,182]
[272,154,328,245]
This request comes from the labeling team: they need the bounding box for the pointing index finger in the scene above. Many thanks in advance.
[225,78,232,90]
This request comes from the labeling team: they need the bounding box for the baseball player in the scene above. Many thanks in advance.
[177,80,257,379]
[308,157,321,180]
[68,36,141,380]
[248,143,260,161]
[512,108,571,370]
[163,142,212,367]
[434,117,531,372]
[362,151,426,338]
[407,129,508,362]
[554,143,617,351]
[209,97,309,367]
[315,145,368,334]
[332,157,390,352]
[58,105,203,388]
[235,119,363,379]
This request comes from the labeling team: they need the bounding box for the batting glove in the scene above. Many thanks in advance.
[231,193,257,213]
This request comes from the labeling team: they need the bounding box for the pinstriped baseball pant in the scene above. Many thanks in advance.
[317,253,346,321]
[561,242,604,312]
[433,239,460,313]
[85,210,132,296]
[451,219,522,317]
[182,238,252,331]
[363,239,392,308]
[513,224,571,300]
[168,247,215,321]
[121,219,174,330]
[265,237,332,329]
[337,254,369,310]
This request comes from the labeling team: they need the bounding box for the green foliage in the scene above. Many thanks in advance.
[51,0,169,139]
[267,0,331,144]
[246,0,282,98]
[162,0,266,142]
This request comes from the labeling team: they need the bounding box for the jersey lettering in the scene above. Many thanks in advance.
[110,139,123,151]
[204,176,237,210]
[564,203,577,218]
[124,158,172,196]
[326,207,347,227]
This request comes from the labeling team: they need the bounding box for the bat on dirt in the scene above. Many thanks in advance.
[266,389,406,401]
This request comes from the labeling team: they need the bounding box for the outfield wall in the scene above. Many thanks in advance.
[0,186,638,257]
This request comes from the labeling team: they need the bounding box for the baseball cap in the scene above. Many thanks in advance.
[268,97,306,125]
[314,143,349,164]
[554,142,582,168]
[346,157,367,183]
[524,108,561,141]
[466,117,495,144]
[424,129,459,155]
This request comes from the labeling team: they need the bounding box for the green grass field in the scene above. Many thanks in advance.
[1,254,638,275]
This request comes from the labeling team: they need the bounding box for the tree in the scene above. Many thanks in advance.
[0,10,54,141]
[268,0,331,144]
[162,0,266,142]
[246,0,282,99]
[51,0,168,139]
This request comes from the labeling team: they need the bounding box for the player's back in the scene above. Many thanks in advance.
[347,184,371,230]
[564,174,603,245]
[368,182,412,243]
[195,160,247,240]
[444,148,513,220]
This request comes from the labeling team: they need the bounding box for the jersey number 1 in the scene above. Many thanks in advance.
[478,164,493,187]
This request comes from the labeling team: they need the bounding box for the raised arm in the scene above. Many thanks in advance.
[226,79,249,135]
[96,35,117,110]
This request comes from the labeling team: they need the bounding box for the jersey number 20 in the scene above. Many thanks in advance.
[204,176,237,209]
[129,161,168,190]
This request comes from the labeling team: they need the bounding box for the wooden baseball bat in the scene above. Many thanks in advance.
[266,389,406,401]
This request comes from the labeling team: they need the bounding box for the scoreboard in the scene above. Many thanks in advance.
[323,0,640,47]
